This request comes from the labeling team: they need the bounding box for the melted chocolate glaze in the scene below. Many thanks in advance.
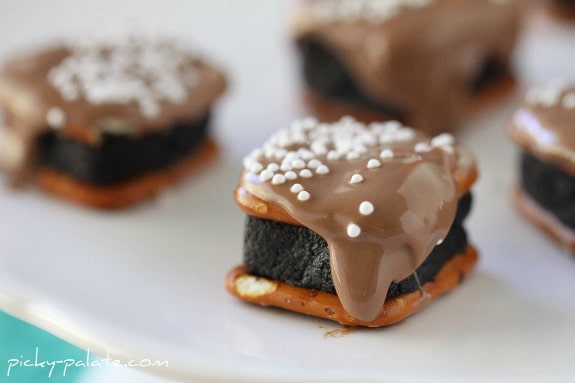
[244,193,471,299]
[298,39,509,118]
[39,114,210,185]
[521,151,575,229]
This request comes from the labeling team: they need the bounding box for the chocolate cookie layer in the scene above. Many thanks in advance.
[244,193,471,299]
[297,39,407,121]
[39,114,209,185]
[521,151,575,229]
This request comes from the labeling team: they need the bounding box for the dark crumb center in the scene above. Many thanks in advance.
[38,114,210,185]
[298,39,407,120]
[244,193,472,300]
[470,55,510,94]
[554,0,575,5]
[521,151,575,229]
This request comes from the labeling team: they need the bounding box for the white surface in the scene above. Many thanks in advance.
[1,2,575,383]
[79,364,183,383]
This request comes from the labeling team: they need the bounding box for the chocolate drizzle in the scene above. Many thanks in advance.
[239,117,475,321]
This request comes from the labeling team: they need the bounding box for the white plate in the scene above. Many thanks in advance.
[3,111,575,383]
[1,2,575,383]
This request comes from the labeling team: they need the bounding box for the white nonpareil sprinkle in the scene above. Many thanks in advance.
[290,183,304,193]
[285,171,298,180]
[395,128,415,141]
[316,164,330,174]
[415,142,431,153]
[354,144,368,154]
[347,223,361,238]
[249,162,264,174]
[346,151,361,160]
[47,37,199,118]
[299,169,313,178]
[380,149,394,159]
[292,159,306,169]
[271,174,286,185]
[299,117,318,130]
[298,148,314,160]
[297,190,311,201]
[307,159,322,169]
[431,133,455,147]
[267,163,280,172]
[367,158,381,169]
[359,201,374,216]
[349,174,364,184]
[46,107,66,128]
[327,150,340,161]
[259,169,274,182]
[311,141,327,155]
[381,120,402,131]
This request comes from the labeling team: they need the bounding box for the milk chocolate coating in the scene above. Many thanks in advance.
[244,193,471,297]
[292,0,521,133]
[510,85,575,176]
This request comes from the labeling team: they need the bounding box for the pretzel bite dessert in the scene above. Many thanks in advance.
[0,37,227,208]
[292,0,521,134]
[509,84,575,250]
[227,117,478,327]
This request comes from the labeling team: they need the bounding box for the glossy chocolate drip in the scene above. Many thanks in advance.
[240,117,473,321]
[328,162,455,320]
[509,85,575,175]
[0,38,227,179]
[292,0,520,133]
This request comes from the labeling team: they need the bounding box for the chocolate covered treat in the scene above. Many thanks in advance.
[292,0,521,134]
[227,117,478,327]
[509,84,575,250]
[0,37,227,208]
